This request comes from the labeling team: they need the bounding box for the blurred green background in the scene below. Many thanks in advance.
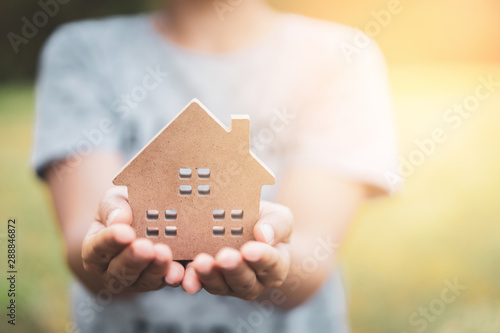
[1,0,500,332]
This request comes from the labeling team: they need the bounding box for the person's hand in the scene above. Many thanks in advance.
[81,187,185,292]
[182,201,293,300]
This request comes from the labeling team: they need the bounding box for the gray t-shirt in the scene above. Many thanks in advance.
[33,13,396,333]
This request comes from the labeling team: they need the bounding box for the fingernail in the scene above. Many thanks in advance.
[107,208,122,225]
[260,224,274,244]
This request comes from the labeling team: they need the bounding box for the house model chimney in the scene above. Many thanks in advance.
[231,115,250,151]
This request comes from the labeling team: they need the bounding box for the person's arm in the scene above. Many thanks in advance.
[47,152,371,306]
[46,152,185,293]
[181,165,373,308]
[272,166,372,308]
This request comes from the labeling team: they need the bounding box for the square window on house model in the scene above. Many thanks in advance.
[231,210,244,220]
[165,226,177,238]
[213,210,225,220]
[146,210,159,220]
[165,210,177,220]
[179,185,192,195]
[146,227,159,237]
[198,168,210,179]
[112,100,275,260]
[198,185,210,196]
[179,168,192,179]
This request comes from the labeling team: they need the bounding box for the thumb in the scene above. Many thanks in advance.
[97,186,133,226]
[254,201,293,246]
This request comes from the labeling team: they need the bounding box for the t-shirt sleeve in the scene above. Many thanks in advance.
[31,23,120,178]
[291,40,398,194]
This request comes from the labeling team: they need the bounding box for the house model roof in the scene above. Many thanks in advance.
[113,100,275,260]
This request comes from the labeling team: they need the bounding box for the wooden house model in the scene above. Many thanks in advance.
[113,100,275,260]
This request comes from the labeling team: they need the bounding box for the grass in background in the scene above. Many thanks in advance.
[343,64,500,333]
[1,64,500,333]
[0,85,71,332]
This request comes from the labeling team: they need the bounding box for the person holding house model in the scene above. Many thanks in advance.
[32,0,397,332]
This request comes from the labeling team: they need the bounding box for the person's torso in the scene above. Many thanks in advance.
[69,14,352,333]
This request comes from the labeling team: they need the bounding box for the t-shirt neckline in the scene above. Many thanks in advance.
[145,12,289,61]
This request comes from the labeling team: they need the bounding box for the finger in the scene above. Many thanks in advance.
[165,261,185,287]
[254,201,293,246]
[105,239,155,289]
[215,248,260,300]
[82,222,136,274]
[97,186,133,226]
[131,244,173,291]
[192,254,229,295]
[241,241,290,288]
[182,263,202,295]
